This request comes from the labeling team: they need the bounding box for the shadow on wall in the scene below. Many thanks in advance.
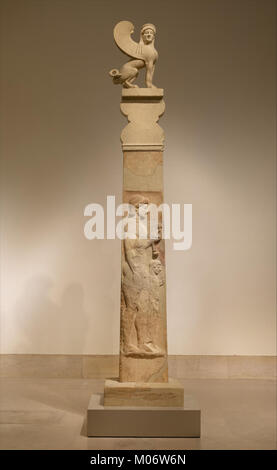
[14,276,89,353]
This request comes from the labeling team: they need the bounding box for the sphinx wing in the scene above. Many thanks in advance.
[113,21,144,60]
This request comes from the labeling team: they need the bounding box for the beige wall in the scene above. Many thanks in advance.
[1,0,276,355]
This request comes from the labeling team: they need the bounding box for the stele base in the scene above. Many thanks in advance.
[87,378,201,438]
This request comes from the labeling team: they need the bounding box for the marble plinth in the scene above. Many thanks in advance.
[104,378,184,407]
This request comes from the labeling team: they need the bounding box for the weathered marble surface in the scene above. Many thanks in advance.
[104,378,184,407]
[123,151,163,191]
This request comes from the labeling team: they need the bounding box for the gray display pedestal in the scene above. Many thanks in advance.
[87,393,201,438]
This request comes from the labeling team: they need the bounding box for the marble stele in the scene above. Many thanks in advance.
[87,23,201,435]
[104,21,184,407]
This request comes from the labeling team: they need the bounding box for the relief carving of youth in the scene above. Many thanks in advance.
[121,195,164,357]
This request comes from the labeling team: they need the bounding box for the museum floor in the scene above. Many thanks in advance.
[0,377,276,450]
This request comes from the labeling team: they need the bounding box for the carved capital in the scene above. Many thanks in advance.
[120,88,165,151]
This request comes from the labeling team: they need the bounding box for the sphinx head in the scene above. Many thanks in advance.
[141,23,156,44]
